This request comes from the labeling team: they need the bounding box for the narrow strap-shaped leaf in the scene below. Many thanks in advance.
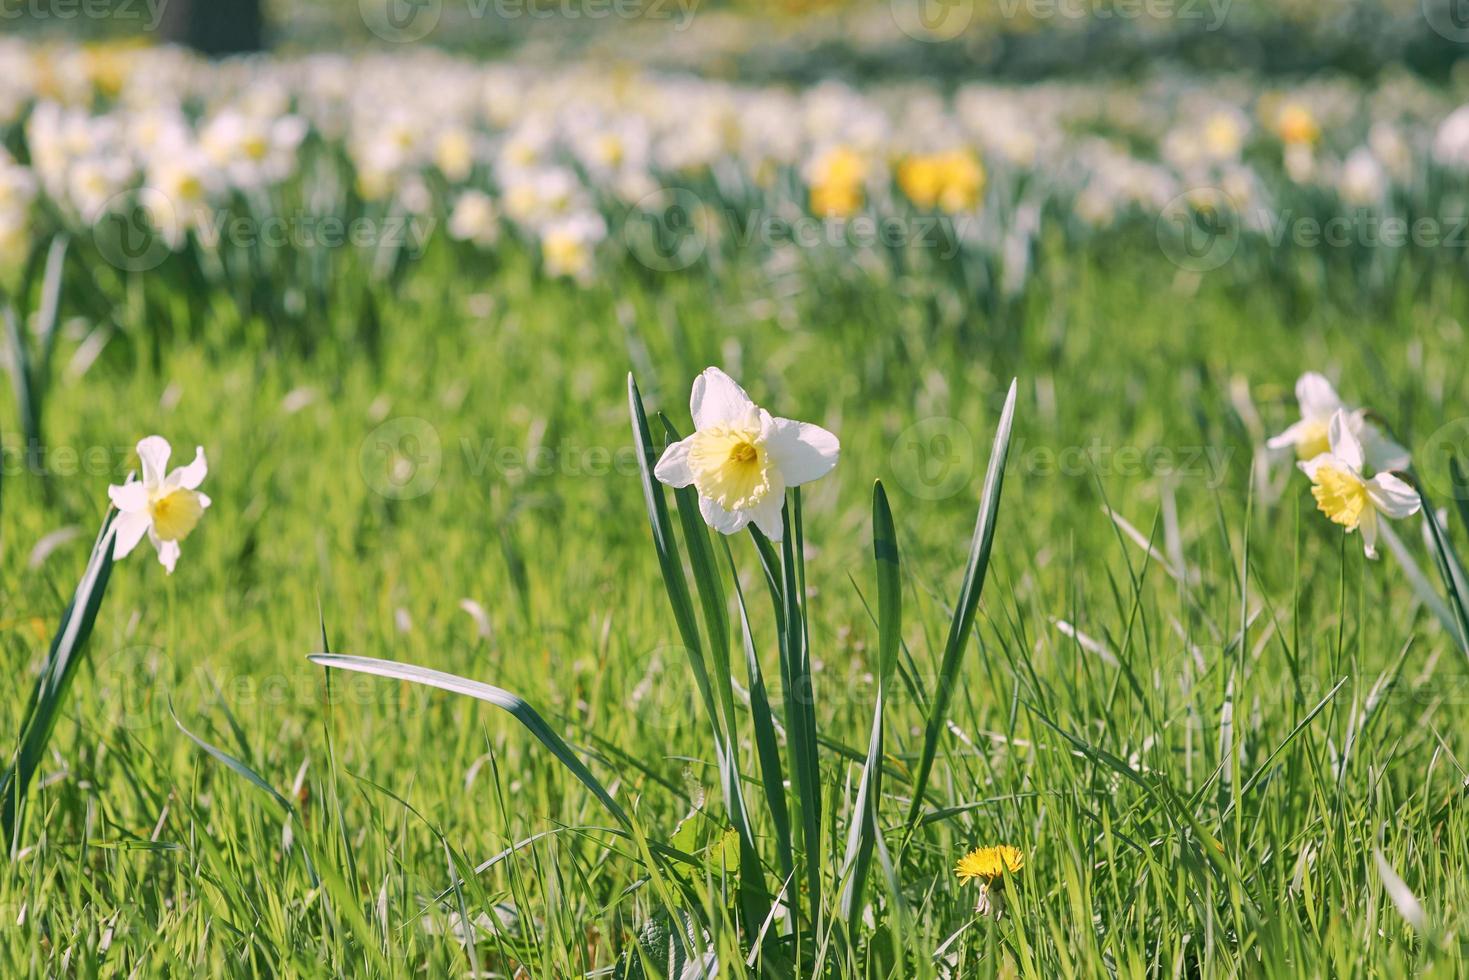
[905,379,1017,832]
[838,481,901,922]
[781,501,822,927]
[307,653,630,828]
[2,508,117,843]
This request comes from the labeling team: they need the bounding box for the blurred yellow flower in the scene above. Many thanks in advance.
[808,145,866,217]
[1274,102,1319,146]
[898,149,985,213]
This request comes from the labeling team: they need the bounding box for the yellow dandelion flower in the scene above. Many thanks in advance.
[955,844,1024,883]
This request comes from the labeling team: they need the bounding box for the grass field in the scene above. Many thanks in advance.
[4,231,1469,975]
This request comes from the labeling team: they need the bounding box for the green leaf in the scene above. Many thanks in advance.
[838,481,901,924]
[905,379,1017,832]
[1,508,117,845]
[307,653,630,827]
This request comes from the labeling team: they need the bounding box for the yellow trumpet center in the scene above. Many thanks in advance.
[687,426,772,512]
[149,487,204,542]
[1310,465,1368,530]
[1295,418,1330,460]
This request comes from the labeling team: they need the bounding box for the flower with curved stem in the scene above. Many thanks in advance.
[1267,372,1409,471]
[654,367,839,541]
[956,844,1024,919]
[1299,410,1419,560]
[107,436,210,574]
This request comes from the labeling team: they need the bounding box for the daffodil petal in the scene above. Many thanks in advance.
[698,495,751,536]
[1297,372,1342,419]
[1359,507,1380,560]
[136,435,172,488]
[653,435,695,487]
[1297,452,1339,480]
[1266,419,1309,450]
[1366,472,1421,519]
[1357,422,1411,472]
[690,367,757,430]
[767,417,839,486]
[153,533,181,574]
[1326,409,1364,471]
[112,511,151,559]
[107,481,148,512]
[749,492,785,540]
[170,446,208,490]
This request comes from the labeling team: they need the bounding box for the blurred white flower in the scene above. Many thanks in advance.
[1433,105,1469,169]
[107,436,211,574]
[448,190,500,248]
[1267,372,1409,471]
[655,367,839,541]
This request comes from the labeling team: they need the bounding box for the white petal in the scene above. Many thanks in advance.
[1297,372,1343,420]
[698,495,751,536]
[196,491,212,510]
[136,435,172,488]
[1297,452,1340,480]
[1326,410,1364,472]
[112,511,151,560]
[169,446,208,490]
[766,417,839,487]
[1266,420,1309,450]
[152,531,181,574]
[690,367,758,430]
[653,435,695,487]
[1357,421,1411,473]
[107,480,149,512]
[749,492,785,540]
[1359,508,1379,560]
[1366,472,1422,519]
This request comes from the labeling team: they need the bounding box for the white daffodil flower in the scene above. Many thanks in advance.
[107,436,211,574]
[654,367,839,541]
[1299,410,1419,560]
[1267,372,1409,471]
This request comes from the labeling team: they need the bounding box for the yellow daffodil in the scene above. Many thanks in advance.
[107,436,211,574]
[807,145,866,217]
[655,367,839,540]
[1299,410,1420,560]
[898,149,985,213]
[1274,101,1319,146]
[1267,372,1409,471]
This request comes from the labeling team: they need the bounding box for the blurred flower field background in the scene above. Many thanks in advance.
[4,1,1469,976]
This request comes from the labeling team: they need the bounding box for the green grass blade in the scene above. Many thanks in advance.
[838,481,901,923]
[307,653,631,828]
[904,378,1017,832]
[781,499,822,929]
[1,509,116,845]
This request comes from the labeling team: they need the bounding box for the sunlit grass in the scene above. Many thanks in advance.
[1,240,1468,974]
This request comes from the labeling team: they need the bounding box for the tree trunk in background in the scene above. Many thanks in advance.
[159,0,266,56]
